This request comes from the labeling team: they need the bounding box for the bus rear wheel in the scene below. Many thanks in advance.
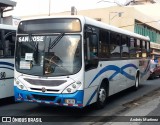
[134,74,139,90]
[95,83,108,109]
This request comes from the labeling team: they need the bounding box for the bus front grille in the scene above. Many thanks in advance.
[24,78,66,86]
[30,88,59,92]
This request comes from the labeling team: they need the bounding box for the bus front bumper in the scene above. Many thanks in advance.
[14,86,84,108]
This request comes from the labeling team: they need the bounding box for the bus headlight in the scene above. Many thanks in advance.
[14,79,27,90]
[67,88,72,93]
[62,81,82,94]
[16,80,19,85]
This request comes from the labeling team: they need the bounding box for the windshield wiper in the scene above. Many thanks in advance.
[45,57,71,73]
[49,33,65,49]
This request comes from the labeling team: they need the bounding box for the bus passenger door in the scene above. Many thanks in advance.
[83,27,99,106]
[84,33,99,87]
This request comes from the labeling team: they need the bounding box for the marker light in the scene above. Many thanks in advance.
[20,85,24,90]
[16,80,19,85]
[62,81,82,93]
[67,88,72,93]
[14,78,27,90]
[72,84,76,89]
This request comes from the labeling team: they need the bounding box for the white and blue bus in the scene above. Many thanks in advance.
[0,24,16,99]
[14,16,150,108]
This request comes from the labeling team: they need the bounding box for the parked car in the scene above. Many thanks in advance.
[149,63,160,79]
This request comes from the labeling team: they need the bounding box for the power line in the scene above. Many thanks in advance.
[97,0,122,6]
[119,20,160,28]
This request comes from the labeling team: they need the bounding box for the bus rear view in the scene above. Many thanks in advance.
[14,17,84,108]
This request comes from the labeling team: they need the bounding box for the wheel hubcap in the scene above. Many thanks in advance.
[99,88,106,103]
[136,77,139,87]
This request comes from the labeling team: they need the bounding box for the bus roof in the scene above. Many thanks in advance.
[20,15,149,41]
[0,24,17,30]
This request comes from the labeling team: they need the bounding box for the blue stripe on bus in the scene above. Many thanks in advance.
[0,67,14,70]
[89,65,120,87]
[86,62,150,106]
[121,64,138,80]
[0,62,14,67]
[88,64,138,87]
[86,88,98,106]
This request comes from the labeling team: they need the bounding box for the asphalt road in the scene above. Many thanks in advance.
[0,77,160,125]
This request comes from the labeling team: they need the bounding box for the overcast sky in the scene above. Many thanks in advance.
[12,0,130,16]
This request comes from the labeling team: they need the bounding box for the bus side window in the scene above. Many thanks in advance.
[84,26,98,71]
[4,31,16,57]
[136,39,142,58]
[146,41,150,57]
[121,35,129,58]
[4,40,10,56]
[0,49,3,56]
[99,30,110,58]
[89,34,98,59]
[129,37,136,58]
[0,30,4,57]
[142,40,147,58]
[110,32,121,58]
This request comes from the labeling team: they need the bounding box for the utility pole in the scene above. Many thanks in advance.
[49,0,51,16]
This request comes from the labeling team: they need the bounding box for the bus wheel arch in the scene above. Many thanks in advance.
[95,78,109,109]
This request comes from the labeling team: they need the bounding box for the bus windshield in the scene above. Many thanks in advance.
[15,34,82,76]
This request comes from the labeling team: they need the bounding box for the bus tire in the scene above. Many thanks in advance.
[134,74,139,90]
[95,82,108,109]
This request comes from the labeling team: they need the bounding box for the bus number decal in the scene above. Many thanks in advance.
[0,72,6,79]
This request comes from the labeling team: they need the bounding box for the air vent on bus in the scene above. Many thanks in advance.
[24,78,66,86]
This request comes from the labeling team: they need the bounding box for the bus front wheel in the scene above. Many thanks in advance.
[95,83,108,109]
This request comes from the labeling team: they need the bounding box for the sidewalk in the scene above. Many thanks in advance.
[104,90,160,125]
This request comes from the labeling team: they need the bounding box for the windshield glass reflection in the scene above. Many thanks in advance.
[15,34,82,76]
